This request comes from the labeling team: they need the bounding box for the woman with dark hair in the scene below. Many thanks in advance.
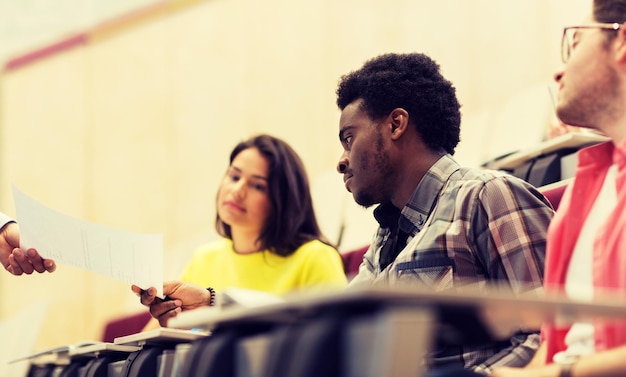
[214,134,333,258]
[134,134,347,327]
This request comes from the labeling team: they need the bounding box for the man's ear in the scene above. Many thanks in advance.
[614,25,626,64]
[389,108,409,140]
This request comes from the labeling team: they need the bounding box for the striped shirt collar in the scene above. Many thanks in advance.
[373,154,461,235]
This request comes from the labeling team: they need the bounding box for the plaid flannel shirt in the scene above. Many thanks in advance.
[349,155,553,374]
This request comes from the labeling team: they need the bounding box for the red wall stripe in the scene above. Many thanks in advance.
[4,34,87,72]
[2,0,204,73]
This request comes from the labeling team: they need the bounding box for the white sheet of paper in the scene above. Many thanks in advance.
[12,185,163,297]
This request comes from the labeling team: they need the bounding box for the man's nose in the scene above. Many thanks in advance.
[337,156,348,174]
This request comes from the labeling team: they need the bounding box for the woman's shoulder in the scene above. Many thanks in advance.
[290,240,347,284]
[296,239,334,250]
[292,239,340,258]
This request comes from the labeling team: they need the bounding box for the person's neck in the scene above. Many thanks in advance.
[390,149,446,209]
[606,128,626,146]
[593,105,626,143]
[231,230,263,254]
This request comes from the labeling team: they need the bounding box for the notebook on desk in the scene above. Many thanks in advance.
[68,342,140,357]
[8,340,102,365]
[483,131,609,171]
[113,327,209,347]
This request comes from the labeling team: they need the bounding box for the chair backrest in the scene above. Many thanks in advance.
[341,245,368,280]
[539,178,571,210]
[101,311,152,343]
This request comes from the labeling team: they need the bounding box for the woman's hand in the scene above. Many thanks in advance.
[131,280,213,327]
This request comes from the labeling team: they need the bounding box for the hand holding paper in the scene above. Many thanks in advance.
[0,220,56,275]
[12,185,164,297]
[132,280,214,327]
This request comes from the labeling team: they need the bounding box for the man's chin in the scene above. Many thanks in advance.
[353,192,376,208]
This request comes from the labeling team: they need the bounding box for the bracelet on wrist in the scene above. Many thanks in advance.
[206,287,216,306]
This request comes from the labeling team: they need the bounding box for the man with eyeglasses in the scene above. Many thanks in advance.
[0,212,56,275]
[491,0,626,376]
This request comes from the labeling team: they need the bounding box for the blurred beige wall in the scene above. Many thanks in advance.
[0,0,589,350]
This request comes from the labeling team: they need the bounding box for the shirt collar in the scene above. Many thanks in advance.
[577,140,614,167]
[614,138,626,168]
[373,154,460,234]
[577,138,626,166]
[373,202,401,229]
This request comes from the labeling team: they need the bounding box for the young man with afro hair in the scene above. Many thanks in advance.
[336,52,554,374]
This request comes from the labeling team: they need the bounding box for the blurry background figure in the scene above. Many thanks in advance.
[545,119,584,140]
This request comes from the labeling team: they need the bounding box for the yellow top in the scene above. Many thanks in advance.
[180,238,347,296]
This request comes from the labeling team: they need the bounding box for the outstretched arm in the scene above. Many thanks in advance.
[0,218,56,275]
[131,280,214,327]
